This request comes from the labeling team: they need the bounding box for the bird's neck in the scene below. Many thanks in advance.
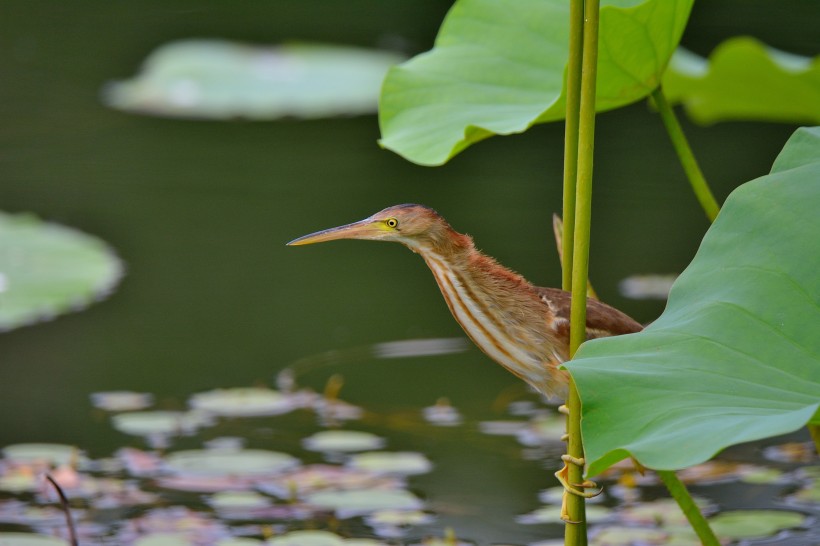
[412,233,568,398]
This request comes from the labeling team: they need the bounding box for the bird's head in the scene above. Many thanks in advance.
[287,204,463,253]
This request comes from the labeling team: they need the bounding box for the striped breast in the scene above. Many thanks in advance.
[421,252,569,398]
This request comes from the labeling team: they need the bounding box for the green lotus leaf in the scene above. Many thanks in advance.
[379,0,693,165]
[0,212,122,331]
[104,40,404,120]
[566,126,820,477]
[663,37,820,125]
[0,533,70,546]
[709,510,806,540]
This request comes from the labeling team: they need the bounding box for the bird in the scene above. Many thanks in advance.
[288,204,643,400]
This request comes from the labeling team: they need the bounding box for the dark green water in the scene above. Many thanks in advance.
[0,2,817,544]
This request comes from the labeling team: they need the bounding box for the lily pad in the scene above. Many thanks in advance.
[0,212,122,331]
[111,411,213,438]
[90,391,154,412]
[304,489,424,518]
[133,535,193,546]
[207,491,272,510]
[104,40,404,120]
[589,527,668,546]
[567,126,820,477]
[663,37,820,125]
[0,533,70,546]
[618,274,677,300]
[257,464,404,499]
[164,449,299,477]
[517,504,612,524]
[2,443,83,467]
[302,430,386,453]
[266,531,344,546]
[346,452,432,476]
[709,510,806,540]
[379,0,693,165]
[189,388,294,417]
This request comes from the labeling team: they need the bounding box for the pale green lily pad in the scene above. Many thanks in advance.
[567,127,820,477]
[618,274,677,300]
[111,411,214,437]
[90,391,154,412]
[0,533,70,546]
[346,452,432,476]
[257,464,404,498]
[379,0,693,165]
[302,430,386,453]
[304,489,424,518]
[208,491,272,510]
[2,443,82,467]
[365,509,434,526]
[590,527,668,546]
[517,504,612,524]
[133,534,193,546]
[0,212,122,331]
[189,388,293,417]
[620,498,714,526]
[709,510,806,540]
[217,540,263,546]
[789,480,820,504]
[663,37,820,125]
[266,531,344,546]
[104,40,404,120]
[165,449,299,477]
[0,472,39,493]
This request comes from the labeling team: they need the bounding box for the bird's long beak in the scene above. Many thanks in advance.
[287,218,383,246]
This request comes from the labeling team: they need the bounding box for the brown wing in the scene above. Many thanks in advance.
[537,286,643,340]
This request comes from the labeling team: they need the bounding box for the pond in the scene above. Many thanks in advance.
[0,1,817,545]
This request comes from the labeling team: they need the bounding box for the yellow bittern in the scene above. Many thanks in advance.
[288,204,642,399]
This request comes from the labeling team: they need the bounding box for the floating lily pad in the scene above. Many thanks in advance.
[2,444,82,467]
[346,452,432,476]
[0,471,39,493]
[517,504,612,524]
[207,491,272,510]
[365,509,434,527]
[112,411,213,438]
[618,274,677,300]
[422,398,463,427]
[372,338,469,358]
[133,534,193,546]
[302,430,385,453]
[0,533,70,546]
[590,527,668,546]
[257,464,404,499]
[620,498,714,526]
[189,388,294,417]
[663,37,820,125]
[104,40,404,120]
[0,212,122,331]
[709,509,806,539]
[90,391,154,412]
[762,442,818,463]
[165,449,299,477]
[304,489,424,518]
[266,530,345,546]
[788,480,820,504]
[516,413,566,446]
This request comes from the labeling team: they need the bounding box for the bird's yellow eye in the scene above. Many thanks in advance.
[385,218,399,229]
